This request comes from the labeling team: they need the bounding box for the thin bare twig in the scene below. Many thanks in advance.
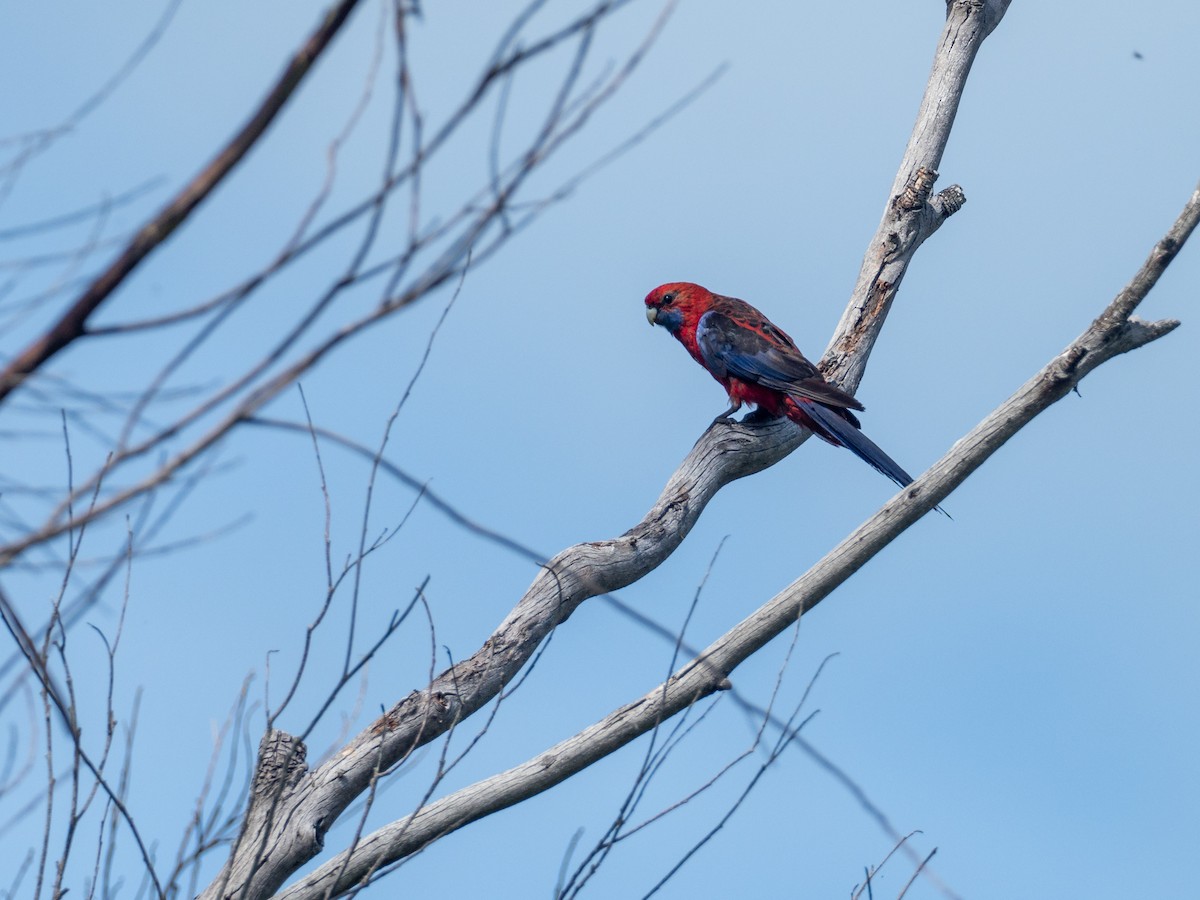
[274,178,1196,898]
[0,0,366,402]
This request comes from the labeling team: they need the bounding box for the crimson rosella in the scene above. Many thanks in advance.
[644,282,916,489]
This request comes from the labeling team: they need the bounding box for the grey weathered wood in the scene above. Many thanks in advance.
[825,0,1011,389]
[201,3,1009,898]
[271,181,1197,900]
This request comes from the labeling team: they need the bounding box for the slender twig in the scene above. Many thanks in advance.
[850,830,922,900]
[0,0,712,575]
[897,848,938,900]
[0,178,164,241]
[0,0,366,402]
[273,180,1195,897]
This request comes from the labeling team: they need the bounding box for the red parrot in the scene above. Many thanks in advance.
[644,281,916,489]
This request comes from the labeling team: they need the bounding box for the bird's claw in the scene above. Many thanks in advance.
[739,408,777,425]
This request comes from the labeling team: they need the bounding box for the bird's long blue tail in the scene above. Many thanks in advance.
[800,400,915,489]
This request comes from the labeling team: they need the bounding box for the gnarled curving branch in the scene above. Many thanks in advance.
[201,3,1016,898]
[277,183,1198,897]
[278,183,1200,897]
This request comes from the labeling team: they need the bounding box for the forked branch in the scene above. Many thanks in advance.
[205,4,1013,897]
[0,0,365,403]
[272,181,1198,899]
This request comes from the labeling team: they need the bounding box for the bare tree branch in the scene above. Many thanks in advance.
[0,0,697,575]
[851,830,924,900]
[275,178,1195,897]
[7,0,1191,894]
[0,0,366,403]
[825,0,1009,383]
[195,6,1016,897]
[0,179,164,243]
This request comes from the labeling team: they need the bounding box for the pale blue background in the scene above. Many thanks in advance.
[1,2,1197,897]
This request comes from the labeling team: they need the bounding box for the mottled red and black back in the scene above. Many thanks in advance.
[695,300,864,413]
[645,281,927,497]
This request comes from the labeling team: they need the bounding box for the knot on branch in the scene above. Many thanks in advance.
[1093,313,1182,356]
[947,0,1010,36]
[886,168,967,260]
[896,166,939,211]
[374,689,462,752]
[252,730,308,797]
[895,168,965,221]
[933,184,967,217]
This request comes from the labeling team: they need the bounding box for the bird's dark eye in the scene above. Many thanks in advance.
[661,291,677,305]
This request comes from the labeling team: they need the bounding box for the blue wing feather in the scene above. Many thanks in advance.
[697,309,864,412]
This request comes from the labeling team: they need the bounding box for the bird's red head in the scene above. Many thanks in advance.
[644,282,711,335]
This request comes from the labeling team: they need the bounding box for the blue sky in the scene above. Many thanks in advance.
[1,1,1197,897]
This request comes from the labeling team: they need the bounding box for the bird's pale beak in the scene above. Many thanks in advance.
[646,307,658,326]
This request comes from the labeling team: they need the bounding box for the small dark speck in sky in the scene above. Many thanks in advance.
[1132,50,1144,60]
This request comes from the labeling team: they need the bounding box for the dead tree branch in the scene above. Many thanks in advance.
[0,0,365,403]
[199,4,1014,897]
[825,0,1010,382]
[271,181,1197,898]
